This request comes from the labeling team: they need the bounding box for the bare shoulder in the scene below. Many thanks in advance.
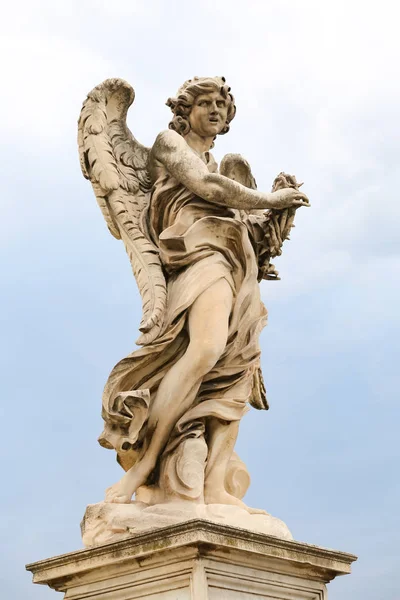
[150,129,208,184]
[153,129,183,156]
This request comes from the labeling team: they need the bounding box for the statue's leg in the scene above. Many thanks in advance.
[204,419,245,506]
[105,278,233,503]
[204,418,267,514]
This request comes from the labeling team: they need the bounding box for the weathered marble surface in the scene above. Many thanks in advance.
[77,76,310,529]
[26,520,357,599]
[81,500,293,547]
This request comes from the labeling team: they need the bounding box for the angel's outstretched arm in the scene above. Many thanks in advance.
[152,130,309,211]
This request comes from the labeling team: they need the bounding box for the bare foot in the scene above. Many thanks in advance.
[204,487,268,515]
[105,480,133,504]
[105,462,150,504]
[205,487,246,508]
[246,506,269,515]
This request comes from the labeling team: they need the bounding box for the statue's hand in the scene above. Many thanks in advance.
[269,188,310,210]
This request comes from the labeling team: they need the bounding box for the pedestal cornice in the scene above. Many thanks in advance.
[26,519,357,594]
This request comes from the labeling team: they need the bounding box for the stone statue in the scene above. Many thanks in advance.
[78,77,309,540]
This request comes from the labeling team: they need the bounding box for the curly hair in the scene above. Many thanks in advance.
[166,76,236,138]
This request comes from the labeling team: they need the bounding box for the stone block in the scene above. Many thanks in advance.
[26,520,357,599]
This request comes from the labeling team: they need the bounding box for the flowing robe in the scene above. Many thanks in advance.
[99,154,269,472]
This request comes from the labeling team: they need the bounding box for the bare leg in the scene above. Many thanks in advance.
[204,419,243,505]
[204,418,267,514]
[106,278,233,503]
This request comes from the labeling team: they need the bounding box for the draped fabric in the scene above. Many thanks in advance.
[99,155,268,472]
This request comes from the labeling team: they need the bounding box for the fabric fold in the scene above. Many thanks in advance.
[99,157,268,472]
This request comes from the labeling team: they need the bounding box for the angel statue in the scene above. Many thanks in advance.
[78,76,309,519]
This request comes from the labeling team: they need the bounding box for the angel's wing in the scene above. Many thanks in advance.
[219,153,257,189]
[220,154,301,280]
[220,154,269,411]
[78,78,166,345]
[219,153,264,218]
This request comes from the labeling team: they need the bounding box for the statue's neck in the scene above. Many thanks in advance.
[183,130,214,155]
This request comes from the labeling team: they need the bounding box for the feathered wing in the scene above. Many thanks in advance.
[220,154,270,411]
[220,154,301,281]
[78,78,167,344]
[219,153,263,218]
[220,155,303,413]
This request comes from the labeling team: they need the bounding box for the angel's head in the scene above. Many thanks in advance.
[166,76,236,143]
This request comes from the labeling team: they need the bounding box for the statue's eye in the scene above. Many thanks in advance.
[217,101,225,108]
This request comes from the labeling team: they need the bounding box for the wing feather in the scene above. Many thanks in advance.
[78,78,167,344]
[220,155,300,273]
[219,153,264,217]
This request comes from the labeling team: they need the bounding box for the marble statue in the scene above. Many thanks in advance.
[78,77,309,542]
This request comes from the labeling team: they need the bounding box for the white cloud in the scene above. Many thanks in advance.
[1,0,398,306]
[2,4,399,600]
[0,35,115,140]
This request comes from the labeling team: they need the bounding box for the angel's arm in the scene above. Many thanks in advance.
[151,131,308,211]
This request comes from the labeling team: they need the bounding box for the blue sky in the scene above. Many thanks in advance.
[1,1,399,598]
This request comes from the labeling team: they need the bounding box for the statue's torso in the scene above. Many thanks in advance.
[147,156,255,283]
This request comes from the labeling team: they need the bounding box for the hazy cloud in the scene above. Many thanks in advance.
[1,2,399,599]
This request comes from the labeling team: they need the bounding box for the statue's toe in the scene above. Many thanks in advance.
[247,507,269,515]
[105,484,131,504]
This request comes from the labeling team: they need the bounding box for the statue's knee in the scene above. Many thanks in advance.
[189,343,223,376]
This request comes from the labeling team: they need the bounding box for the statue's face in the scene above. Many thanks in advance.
[188,91,229,138]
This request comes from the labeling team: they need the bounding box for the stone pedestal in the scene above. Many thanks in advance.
[80,500,294,546]
[26,520,356,599]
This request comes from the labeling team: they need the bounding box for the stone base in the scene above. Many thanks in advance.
[81,500,293,546]
[26,520,357,599]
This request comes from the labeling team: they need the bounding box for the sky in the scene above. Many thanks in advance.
[1,0,399,598]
